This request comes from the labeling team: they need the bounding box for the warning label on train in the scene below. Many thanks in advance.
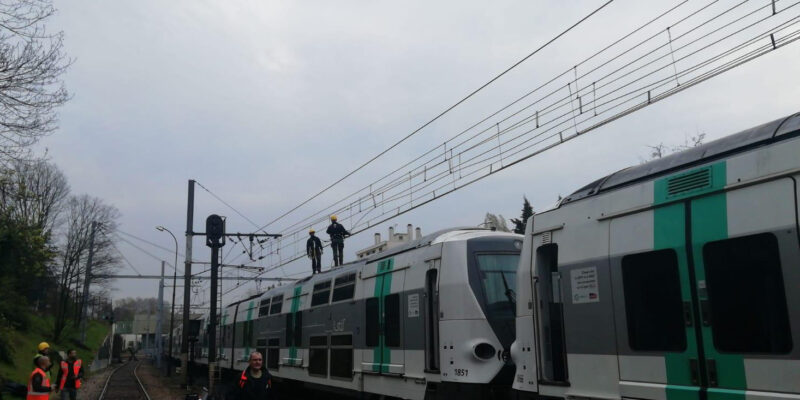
[408,293,420,317]
[571,267,599,304]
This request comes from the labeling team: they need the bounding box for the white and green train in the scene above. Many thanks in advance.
[512,112,800,400]
[184,227,523,399]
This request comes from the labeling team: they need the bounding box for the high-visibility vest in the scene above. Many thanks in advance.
[59,359,82,390]
[238,369,271,390]
[26,368,50,400]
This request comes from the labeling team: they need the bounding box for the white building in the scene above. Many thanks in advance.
[356,224,422,259]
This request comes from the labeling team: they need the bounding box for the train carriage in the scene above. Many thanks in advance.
[214,227,523,399]
[512,112,800,400]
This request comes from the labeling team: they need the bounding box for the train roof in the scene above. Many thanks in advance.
[222,227,517,307]
[562,112,800,206]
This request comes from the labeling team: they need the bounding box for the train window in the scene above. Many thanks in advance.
[365,298,379,347]
[308,336,328,377]
[621,249,686,352]
[243,320,255,348]
[256,339,267,367]
[270,295,283,315]
[332,273,356,302]
[258,299,270,317]
[385,293,401,347]
[293,311,303,347]
[311,280,332,307]
[703,233,792,354]
[267,338,280,370]
[285,314,293,346]
[475,254,519,317]
[330,334,353,379]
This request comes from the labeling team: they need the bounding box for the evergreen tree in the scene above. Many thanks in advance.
[510,197,534,234]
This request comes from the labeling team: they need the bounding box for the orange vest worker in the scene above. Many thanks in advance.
[58,359,82,390]
[26,367,50,400]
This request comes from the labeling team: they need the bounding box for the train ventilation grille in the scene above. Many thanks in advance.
[667,167,712,197]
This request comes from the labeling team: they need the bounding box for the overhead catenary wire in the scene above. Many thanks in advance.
[269,0,762,238]
[254,0,616,233]
[217,0,800,294]
[117,228,186,259]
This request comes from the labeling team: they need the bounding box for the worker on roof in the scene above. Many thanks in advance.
[326,215,350,266]
[307,229,323,274]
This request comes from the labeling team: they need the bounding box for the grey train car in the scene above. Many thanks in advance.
[512,112,800,400]
[201,227,523,399]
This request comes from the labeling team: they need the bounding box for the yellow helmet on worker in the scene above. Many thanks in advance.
[309,229,315,234]
[330,215,337,221]
[38,342,49,351]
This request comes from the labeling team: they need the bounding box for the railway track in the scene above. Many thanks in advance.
[98,360,151,400]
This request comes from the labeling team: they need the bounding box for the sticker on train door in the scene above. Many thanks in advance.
[408,294,419,317]
[570,266,599,304]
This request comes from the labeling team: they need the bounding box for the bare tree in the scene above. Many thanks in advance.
[482,212,510,232]
[0,159,69,234]
[643,132,706,162]
[52,194,120,340]
[0,0,70,165]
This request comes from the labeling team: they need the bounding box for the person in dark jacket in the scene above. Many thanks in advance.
[55,349,82,400]
[325,215,350,266]
[27,356,53,400]
[306,229,323,274]
[237,351,272,400]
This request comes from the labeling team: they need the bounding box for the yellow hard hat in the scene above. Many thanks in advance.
[309,229,315,234]
[38,342,49,351]
[330,215,337,221]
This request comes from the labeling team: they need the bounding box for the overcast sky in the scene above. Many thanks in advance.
[45,0,800,308]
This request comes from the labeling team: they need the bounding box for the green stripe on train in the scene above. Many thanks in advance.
[655,162,745,400]
[288,286,302,366]
[372,258,394,373]
[244,301,254,361]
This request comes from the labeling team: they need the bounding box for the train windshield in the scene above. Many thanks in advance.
[475,254,519,318]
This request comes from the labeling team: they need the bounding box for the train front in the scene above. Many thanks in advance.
[437,231,522,398]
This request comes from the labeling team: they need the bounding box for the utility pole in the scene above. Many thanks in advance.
[80,221,97,344]
[181,179,195,387]
[205,214,225,396]
[156,260,164,369]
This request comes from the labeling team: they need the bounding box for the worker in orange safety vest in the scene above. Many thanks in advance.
[27,356,53,400]
[56,349,83,400]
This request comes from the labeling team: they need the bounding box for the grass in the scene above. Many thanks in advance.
[0,314,109,397]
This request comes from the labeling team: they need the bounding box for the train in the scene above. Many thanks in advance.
[172,227,524,399]
[511,111,800,400]
[171,111,800,400]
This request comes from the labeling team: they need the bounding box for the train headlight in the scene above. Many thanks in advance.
[473,342,496,361]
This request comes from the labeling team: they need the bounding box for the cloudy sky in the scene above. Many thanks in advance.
[45,0,800,308]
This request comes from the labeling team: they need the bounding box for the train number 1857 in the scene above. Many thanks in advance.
[454,368,469,376]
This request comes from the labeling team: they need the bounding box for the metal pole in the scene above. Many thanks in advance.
[156,260,164,369]
[80,221,97,344]
[181,179,195,387]
[208,245,219,395]
[157,227,179,377]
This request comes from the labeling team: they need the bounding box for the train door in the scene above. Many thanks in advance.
[362,257,406,374]
[534,242,568,384]
[424,259,441,372]
[611,201,701,400]
[613,167,799,400]
[687,178,798,400]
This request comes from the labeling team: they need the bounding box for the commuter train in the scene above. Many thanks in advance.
[174,227,523,399]
[511,112,800,400]
[171,112,800,400]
